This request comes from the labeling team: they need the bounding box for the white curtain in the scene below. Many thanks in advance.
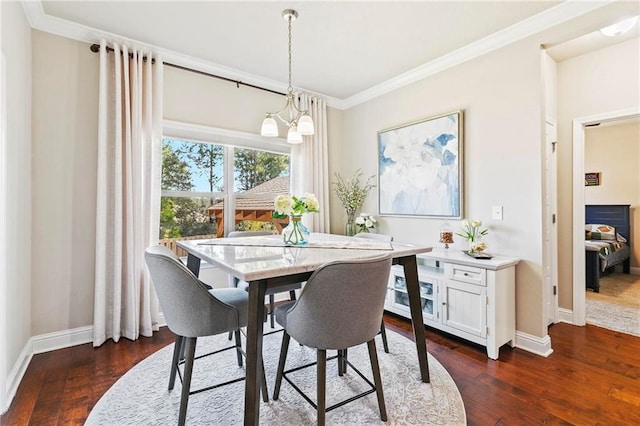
[291,93,330,232]
[93,39,163,347]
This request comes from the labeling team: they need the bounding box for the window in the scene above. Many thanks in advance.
[160,138,222,240]
[159,123,291,253]
[233,147,290,233]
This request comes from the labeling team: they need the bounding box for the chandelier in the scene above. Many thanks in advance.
[260,9,314,144]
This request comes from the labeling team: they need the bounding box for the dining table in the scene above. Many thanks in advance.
[177,232,432,425]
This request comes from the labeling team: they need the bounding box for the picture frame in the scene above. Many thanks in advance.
[585,172,600,186]
[378,110,463,218]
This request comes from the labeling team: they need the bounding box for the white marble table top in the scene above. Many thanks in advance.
[177,233,432,282]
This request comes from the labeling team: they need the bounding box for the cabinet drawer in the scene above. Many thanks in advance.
[447,264,486,286]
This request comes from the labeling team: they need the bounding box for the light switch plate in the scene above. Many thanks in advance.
[492,206,503,220]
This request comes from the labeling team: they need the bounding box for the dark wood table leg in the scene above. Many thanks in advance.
[244,280,267,426]
[185,253,201,276]
[399,255,430,383]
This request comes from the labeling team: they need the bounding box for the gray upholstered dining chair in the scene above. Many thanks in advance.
[354,232,394,353]
[272,254,392,425]
[228,230,302,329]
[145,245,267,426]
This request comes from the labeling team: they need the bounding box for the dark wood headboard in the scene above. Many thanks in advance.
[585,204,631,245]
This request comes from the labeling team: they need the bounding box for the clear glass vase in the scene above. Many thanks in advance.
[282,215,309,245]
[468,237,487,254]
[345,212,357,237]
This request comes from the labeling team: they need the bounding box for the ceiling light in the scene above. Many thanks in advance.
[599,16,639,37]
[260,9,314,144]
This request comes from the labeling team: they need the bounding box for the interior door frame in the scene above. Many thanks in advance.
[572,107,640,326]
[545,119,558,325]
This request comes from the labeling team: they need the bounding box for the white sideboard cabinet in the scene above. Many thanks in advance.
[385,249,519,359]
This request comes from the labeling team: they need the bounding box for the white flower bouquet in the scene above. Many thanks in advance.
[355,213,376,233]
[272,193,319,219]
[456,219,488,252]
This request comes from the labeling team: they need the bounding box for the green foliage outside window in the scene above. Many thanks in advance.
[234,148,289,191]
[160,140,218,239]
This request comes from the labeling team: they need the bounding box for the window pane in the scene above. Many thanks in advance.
[162,138,224,192]
[233,148,289,231]
[233,148,289,192]
[159,196,221,239]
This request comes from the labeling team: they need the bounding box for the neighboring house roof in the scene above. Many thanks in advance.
[208,175,290,212]
[244,175,290,195]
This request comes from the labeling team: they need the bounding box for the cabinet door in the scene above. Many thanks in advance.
[385,268,438,323]
[442,280,487,338]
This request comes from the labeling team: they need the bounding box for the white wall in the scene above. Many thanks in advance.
[1,0,32,413]
[585,121,640,266]
[30,30,99,335]
[338,37,546,337]
[557,37,640,309]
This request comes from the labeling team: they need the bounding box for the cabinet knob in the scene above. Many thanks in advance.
[464,272,470,277]
[442,302,446,305]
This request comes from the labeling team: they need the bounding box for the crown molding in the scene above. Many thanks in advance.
[22,0,611,111]
[20,1,342,108]
[338,0,613,109]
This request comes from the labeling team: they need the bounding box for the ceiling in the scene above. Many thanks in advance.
[28,1,640,107]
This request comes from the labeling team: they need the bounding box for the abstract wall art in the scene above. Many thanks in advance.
[378,110,463,218]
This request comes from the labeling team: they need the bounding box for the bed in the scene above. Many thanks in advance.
[585,204,631,292]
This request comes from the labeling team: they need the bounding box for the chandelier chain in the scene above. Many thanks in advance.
[287,16,293,94]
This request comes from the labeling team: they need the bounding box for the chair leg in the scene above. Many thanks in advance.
[379,320,390,354]
[269,294,276,328]
[178,337,197,426]
[367,339,387,422]
[261,356,269,403]
[289,289,297,301]
[234,329,243,367]
[337,349,344,376]
[317,349,327,426]
[273,331,291,400]
[169,336,184,391]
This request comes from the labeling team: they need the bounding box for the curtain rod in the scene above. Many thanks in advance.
[89,43,286,97]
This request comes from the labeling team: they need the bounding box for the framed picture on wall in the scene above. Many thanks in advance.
[585,172,600,186]
[378,110,463,218]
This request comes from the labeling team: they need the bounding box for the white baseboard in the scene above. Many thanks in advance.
[515,331,553,357]
[557,308,574,324]
[4,325,94,414]
[31,325,94,355]
[4,313,167,414]
[5,340,32,416]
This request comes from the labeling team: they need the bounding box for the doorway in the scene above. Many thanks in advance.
[571,107,640,326]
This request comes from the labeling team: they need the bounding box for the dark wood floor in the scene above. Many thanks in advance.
[2,315,639,425]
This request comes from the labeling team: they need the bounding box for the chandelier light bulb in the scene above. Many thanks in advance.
[260,115,279,137]
[298,114,314,135]
[287,126,303,144]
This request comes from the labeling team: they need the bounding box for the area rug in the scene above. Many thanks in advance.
[586,273,640,336]
[86,329,466,425]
